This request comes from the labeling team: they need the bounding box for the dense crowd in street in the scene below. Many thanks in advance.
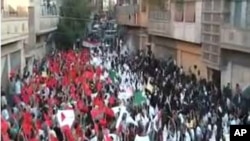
[1,33,250,141]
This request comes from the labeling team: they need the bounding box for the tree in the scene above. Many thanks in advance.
[55,0,91,50]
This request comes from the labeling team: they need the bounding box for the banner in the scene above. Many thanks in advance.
[134,135,150,141]
[133,91,146,106]
[145,77,154,93]
[56,110,75,128]
[82,41,101,48]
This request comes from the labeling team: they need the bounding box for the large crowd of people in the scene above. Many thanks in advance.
[1,36,250,141]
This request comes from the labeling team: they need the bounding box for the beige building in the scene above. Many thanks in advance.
[201,0,250,89]
[1,0,59,90]
[148,0,207,79]
[116,0,148,51]
[219,0,250,90]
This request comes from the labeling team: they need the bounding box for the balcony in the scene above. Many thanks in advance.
[148,10,201,43]
[148,10,172,37]
[1,11,29,45]
[116,5,146,27]
[38,15,59,34]
[220,25,250,53]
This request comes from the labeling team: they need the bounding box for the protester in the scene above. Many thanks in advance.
[1,32,249,141]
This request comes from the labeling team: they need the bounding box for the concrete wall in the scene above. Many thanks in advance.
[151,36,177,60]
[1,17,29,45]
[221,25,250,51]
[177,41,207,79]
[221,50,250,90]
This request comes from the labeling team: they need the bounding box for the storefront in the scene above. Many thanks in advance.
[177,41,207,79]
[151,36,177,60]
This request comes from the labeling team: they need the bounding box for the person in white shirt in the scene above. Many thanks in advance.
[14,75,22,95]
[1,105,10,120]
[184,129,191,141]
[196,125,203,141]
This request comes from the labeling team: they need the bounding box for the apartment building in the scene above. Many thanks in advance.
[201,0,228,86]
[148,0,207,79]
[1,0,59,90]
[219,0,250,90]
[116,0,148,51]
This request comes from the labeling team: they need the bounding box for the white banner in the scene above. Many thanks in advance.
[56,110,75,128]
[82,41,101,48]
[134,135,150,141]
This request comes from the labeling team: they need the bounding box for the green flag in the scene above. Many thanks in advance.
[133,90,146,106]
[109,70,119,82]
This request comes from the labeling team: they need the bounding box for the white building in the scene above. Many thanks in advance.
[1,0,59,90]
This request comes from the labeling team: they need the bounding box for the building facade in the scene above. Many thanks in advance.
[115,0,250,89]
[116,0,148,51]
[148,0,207,79]
[1,0,59,90]
[220,0,250,90]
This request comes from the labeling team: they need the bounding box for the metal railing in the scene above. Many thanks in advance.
[40,5,58,16]
[2,10,28,18]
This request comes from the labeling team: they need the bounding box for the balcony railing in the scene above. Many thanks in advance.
[1,14,29,45]
[148,19,173,37]
[1,7,28,18]
[148,10,172,37]
[220,24,250,52]
[39,16,59,33]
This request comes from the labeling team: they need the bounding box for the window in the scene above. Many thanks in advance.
[203,52,210,60]
[211,55,218,63]
[211,25,220,33]
[203,0,212,11]
[203,24,211,32]
[1,0,3,10]
[212,14,221,23]
[184,2,195,22]
[234,1,242,28]
[203,13,211,22]
[174,2,184,22]
[36,36,42,43]
[246,1,250,29]
[202,44,210,51]
[213,0,221,11]
[203,34,211,41]
[211,35,220,43]
[211,45,219,53]
[141,0,146,12]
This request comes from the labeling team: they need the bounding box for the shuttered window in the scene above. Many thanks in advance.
[184,2,195,22]
[10,50,21,73]
[234,1,242,28]
[174,2,184,22]
[246,1,250,29]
